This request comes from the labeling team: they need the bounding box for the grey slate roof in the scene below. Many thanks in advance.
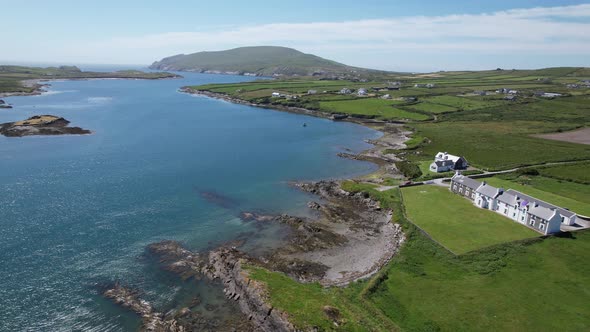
[497,191,519,205]
[476,183,500,198]
[451,174,481,190]
[528,205,558,220]
[505,189,576,218]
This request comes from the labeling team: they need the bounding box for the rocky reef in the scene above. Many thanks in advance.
[0,115,91,137]
[0,99,12,108]
[143,241,294,332]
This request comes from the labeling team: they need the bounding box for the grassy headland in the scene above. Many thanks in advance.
[0,65,179,96]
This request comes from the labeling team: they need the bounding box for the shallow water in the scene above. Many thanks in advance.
[0,70,379,330]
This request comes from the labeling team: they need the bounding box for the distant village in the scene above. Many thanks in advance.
[269,78,588,102]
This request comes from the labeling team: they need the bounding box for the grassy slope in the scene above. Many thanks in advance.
[483,176,590,216]
[411,121,590,170]
[401,185,538,254]
[319,99,429,120]
[150,46,373,76]
[371,228,590,332]
[539,161,590,184]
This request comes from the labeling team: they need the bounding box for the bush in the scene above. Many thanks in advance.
[395,161,422,179]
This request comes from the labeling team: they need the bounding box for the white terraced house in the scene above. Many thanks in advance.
[430,152,468,173]
[450,173,577,235]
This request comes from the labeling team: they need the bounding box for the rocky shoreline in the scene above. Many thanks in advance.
[0,115,91,137]
[105,89,410,331]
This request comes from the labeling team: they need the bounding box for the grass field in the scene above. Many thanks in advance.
[319,99,430,120]
[405,102,457,114]
[246,184,590,331]
[411,121,590,170]
[370,227,590,332]
[483,176,590,216]
[401,186,538,254]
[539,161,590,184]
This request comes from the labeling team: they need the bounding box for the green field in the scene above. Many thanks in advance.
[483,176,590,216]
[401,185,538,254]
[246,184,590,331]
[539,161,590,184]
[319,99,430,120]
[405,102,457,114]
[410,121,590,170]
[370,227,590,332]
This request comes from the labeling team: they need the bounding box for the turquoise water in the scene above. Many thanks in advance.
[0,71,379,331]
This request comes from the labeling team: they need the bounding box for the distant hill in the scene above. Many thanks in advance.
[149,46,384,77]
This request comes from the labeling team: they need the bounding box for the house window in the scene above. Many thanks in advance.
[561,216,565,223]
[539,224,545,230]
[471,193,475,199]
[453,184,457,190]
[513,213,516,217]
[521,216,524,221]
[504,209,507,214]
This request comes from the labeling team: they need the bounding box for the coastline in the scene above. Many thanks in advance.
[102,86,411,331]
[0,75,182,98]
[182,87,411,183]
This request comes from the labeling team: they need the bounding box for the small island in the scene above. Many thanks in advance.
[0,115,91,137]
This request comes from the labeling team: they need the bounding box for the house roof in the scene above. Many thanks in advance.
[476,183,500,198]
[505,189,576,218]
[528,205,558,221]
[435,152,463,163]
[451,174,481,190]
[497,191,519,205]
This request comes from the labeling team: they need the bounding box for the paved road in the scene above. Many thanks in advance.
[374,160,588,192]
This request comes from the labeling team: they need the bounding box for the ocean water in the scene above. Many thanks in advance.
[0,71,380,331]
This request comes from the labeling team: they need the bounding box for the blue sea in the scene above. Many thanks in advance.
[0,69,379,331]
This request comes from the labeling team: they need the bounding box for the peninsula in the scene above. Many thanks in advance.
[0,65,180,97]
[0,115,91,137]
[150,46,388,78]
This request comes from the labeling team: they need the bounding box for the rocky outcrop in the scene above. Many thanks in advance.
[104,284,185,332]
[0,99,12,108]
[144,241,295,332]
[0,115,91,137]
[206,248,296,332]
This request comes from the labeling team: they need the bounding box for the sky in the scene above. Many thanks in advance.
[1,0,589,72]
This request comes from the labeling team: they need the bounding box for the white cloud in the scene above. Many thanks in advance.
[5,4,590,70]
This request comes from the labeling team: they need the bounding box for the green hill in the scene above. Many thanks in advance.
[149,46,383,77]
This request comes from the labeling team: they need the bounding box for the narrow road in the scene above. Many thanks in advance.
[374,159,589,192]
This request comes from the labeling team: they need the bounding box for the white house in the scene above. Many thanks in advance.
[340,88,352,94]
[450,174,575,234]
[357,88,368,96]
[271,92,281,97]
[429,152,468,173]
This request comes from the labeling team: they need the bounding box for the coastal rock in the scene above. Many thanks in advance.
[206,248,296,332]
[103,283,183,332]
[0,115,91,137]
[145,241,295,332]
[307,201,322,210]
